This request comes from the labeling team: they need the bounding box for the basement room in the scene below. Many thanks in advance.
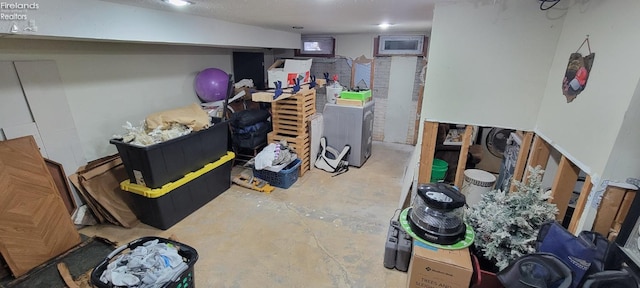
[1,0,640,287]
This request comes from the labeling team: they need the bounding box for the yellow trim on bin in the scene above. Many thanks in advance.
[120,151,235,198]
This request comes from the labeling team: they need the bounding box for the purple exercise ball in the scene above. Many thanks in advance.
[195,68,229,102]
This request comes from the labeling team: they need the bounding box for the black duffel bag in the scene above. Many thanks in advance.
[230,109,270,128]
[232,121,271,149]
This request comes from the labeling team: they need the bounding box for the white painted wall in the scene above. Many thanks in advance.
[385,56,419,143]
[421,1,564,130]
[601,78,640,181]
[0,62,33,140]
[535,0,640,179]
[0,38,233,161]
[334,34,376,59]
[12,60,88,177]
[1,0,299,49]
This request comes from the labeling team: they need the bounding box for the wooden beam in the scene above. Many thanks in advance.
[614,190,637,228]
[57,263,79,288]
[567,175,593,234]
[510,132,534,192]
[549,156,580,222]
[418,121,439,183]
[592,186,628,236]
[524,135,552,184]
[370,60,375,92]
[454,126,473,188]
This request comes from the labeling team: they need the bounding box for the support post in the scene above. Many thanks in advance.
[549,156,580,222]
[567,175,593,234]
[510,132,534,192]
[454,126,473,188]
[418,121,439,184]
[524,135,551,184]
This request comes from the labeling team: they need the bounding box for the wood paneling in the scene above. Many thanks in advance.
[524,135,551,184]
[510,132,533,192]
[549,156,580,222]
[45,158,76,215]
[568,175,593,234]
[0,136,81,277]
[592,186,627,236]
[454,126,473,188]
[418,121,438,183]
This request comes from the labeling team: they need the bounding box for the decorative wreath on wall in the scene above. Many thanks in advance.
[562,36,595,103]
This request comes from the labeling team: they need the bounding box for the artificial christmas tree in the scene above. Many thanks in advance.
[466,166,558,270]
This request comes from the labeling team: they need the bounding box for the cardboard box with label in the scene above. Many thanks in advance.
[407,241,473,288]
[267,59,312,88]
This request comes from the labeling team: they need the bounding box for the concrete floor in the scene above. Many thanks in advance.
[81,141,413,287]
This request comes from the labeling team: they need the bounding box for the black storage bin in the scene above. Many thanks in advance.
[91,236,198,288]
[110,120,228,188]
[120,152,234,230]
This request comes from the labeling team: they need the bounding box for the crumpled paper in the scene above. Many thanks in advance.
[114,121,192,147]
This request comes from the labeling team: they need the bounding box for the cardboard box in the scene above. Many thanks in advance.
[267,59,312,88]
[336,97,373,107]
[407,241,473,288]
[234,86,253,100]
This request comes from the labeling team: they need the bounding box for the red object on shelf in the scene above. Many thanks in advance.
[470,254,505,288]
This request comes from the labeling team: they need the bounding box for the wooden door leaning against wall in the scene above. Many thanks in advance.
[0,136,81,277]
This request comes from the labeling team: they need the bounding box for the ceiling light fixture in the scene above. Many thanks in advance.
[162,0,193,7]
[378,23,391,30]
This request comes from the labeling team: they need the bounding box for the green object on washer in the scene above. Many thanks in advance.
[399,207,475,250]
[340,90,371,100]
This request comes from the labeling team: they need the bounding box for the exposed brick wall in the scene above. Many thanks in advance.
[372,57,391,141]
[372,98,387,141]
[406,100,419,144]
[413,59,426,101]
[373,57,391,100]
[406,59,426,144]
[310,56,426,144]
[310,58,351,113]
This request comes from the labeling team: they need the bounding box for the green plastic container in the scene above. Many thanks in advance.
[340,90,371,100]
[430,158,448,182]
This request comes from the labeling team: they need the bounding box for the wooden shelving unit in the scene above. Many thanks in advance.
[268,89,316,176]
[254,88,317,177]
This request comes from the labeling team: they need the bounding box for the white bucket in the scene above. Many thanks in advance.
[326,85,342,104]
[461,169,496,206]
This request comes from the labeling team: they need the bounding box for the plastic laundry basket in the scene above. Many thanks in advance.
[91,237,198,288]
[253,158,301,189]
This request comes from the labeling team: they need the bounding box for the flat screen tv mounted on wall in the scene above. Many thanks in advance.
[295,36,335,57]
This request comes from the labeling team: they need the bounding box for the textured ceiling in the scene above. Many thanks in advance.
[101,0,435,34]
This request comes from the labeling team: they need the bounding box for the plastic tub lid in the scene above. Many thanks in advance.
[120,151,235,198]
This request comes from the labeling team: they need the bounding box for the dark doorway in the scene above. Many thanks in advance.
[233,52,265,90]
